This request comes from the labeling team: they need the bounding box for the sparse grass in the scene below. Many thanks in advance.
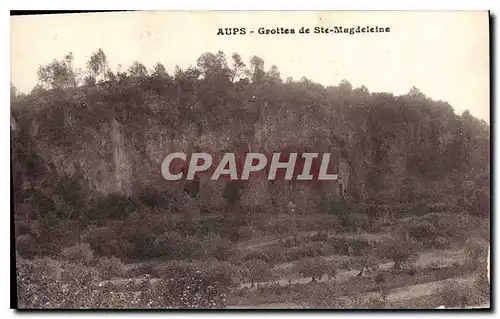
[436,280,474,308]
[17,255,230,309]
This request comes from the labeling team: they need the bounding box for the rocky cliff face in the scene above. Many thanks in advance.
[11,81,489,210]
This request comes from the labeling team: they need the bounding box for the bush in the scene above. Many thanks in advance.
[202,235,234,262]
[329,237,371,256]
[241,259,271,287]
[286,242,330,261]
[310,231,328,242]
[96,257,126,280]
[296,257,335,282]
[152,260,236,287]
[153,231,201,260]
[340,213,369,232]
[376,236,418,269]
[138,187,173,209]
[324,201,350,216]
[83,226,132,259]
[464,237,489,272]
[125,263,155,278]
[231,226,256,242]
[59,242,94,266]
[351,254,379,275]
[437,280,474,308]
[87,193,141,221]
[408,220,437,246]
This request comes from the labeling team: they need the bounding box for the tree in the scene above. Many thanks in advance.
[196,51,231,83]
[265,65,282,84]
[83,75,96,86]
[243,259,271,287]
[29,84,46,96]
[86,49,109,83]
[230,53,246,83]
[407,86,426,99]
[11,83,19,101]
[338,79,353,94]
[296,257,334,282]
[152,62,169,78]
[37,52,77,90]
[249,56,265,84]
[106,70,117,82]
[377,235,418,269]
[128,61,149,78]
[352,254,378,276]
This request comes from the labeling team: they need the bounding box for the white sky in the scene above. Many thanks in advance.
[10,11,490,121]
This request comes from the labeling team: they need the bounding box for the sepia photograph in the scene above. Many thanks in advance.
[10,10,490,309]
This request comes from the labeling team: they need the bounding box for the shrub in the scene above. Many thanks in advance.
[340,213,370,232]
[233,226,256,242]
[324,201,350,216]
[125,229,157,259]
[285,242,330,261]
[376,236,418,269]
[201,234,234,261]
[351,254,379,275]
[374,273,386,285]
[125,263,155,278]
[310,231,328,242]
[464,237,489,272]
[153,231,201,260]
[437,280,474,308]
[96,257,126,280]
[138,187,173,209]
[83,226,132,259]
[87,193,141,221]
[16,234,37,258]
[296,257,335,282]
[241,259,271,287]
[59,242,94,266]
[152,260,236,288]
[408,220,437,246]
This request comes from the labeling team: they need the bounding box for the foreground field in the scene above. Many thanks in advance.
[16,208,490,309]
[93,228,488,309]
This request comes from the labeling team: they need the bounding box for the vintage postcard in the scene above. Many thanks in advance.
[11,11,490,309]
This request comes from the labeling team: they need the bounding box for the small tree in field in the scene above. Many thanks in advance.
[296,257,335,282]
[376,235,418,270]
[243,259,271,288]
[352,253,378,276]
